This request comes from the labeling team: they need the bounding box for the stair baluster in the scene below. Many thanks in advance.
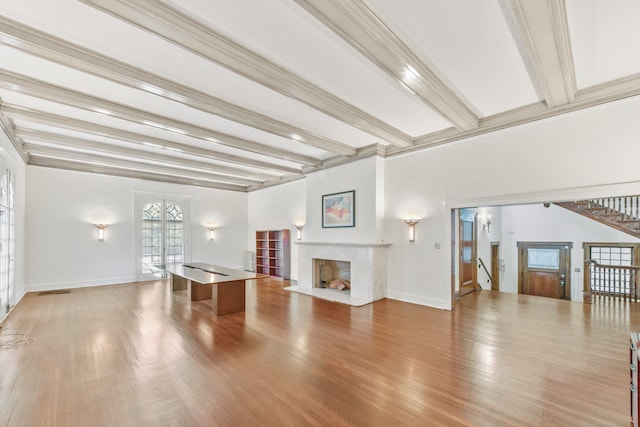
[555,196,640,239]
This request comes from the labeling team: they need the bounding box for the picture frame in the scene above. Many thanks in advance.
[322,190,355,228]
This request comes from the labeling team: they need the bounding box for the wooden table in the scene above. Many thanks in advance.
[166,263,267,315]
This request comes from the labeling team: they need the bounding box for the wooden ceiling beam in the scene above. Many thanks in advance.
[1,103,302,175]
[80,0,413,148]
[501,0,576,108]
[28,156,249,192]
[294,0,479,131]
[0,16,357,157]
[0,69,321,166]
[16,128,276,183]
[25,145,258,187]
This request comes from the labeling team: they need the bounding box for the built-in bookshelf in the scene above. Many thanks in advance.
[255,229,290,279]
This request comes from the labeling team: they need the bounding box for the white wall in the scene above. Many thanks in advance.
[500,203,640,301]
[26,166,247,291]
[385,95,640,309]
[247,179,306,280]
[305,157,384,244]
[247,157,385,281]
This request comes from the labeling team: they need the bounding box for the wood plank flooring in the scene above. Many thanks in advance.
[0,279,637,426]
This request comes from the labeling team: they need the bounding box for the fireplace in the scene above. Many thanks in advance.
[288,242,391,306]
[313,259,351,290]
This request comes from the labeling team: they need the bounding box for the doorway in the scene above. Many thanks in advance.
[459,209,478,297]
[518,242,572,299]
[491,242,500,291]
[134,192,191,282]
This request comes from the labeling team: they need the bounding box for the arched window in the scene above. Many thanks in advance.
[140,200,185,279]
[165,203,184,266]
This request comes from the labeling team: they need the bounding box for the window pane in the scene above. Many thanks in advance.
[462,221,472,240]
[589,246,634,294]
[527,248,560,269]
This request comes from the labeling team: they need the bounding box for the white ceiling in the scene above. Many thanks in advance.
[1,0,640,191]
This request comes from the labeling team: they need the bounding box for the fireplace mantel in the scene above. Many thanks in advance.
[295,242,391,248]
[289,241,391,306]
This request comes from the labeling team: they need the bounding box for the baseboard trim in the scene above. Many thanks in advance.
[386,291,451,310]
[0,287,27,324]
[26,276,136,293]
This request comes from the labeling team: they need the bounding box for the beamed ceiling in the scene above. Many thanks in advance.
[1,0,640,191]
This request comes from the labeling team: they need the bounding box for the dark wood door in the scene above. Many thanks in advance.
[459,212,478,297]
[518,242,572,299]
[491,242,500,291]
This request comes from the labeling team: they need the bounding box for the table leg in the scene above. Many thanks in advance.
[171,273,188,291]
[212,280,246,315]
[188,281,213,301]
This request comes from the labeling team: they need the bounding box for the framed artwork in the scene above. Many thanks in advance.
[322,190,355,228]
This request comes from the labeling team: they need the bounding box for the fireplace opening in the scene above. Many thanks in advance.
[313,258,351,290]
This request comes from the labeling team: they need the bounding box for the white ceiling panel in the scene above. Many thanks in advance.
[364,0,540,116]
[566,0,640,89]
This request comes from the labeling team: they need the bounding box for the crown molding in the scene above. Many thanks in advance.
[576,72,640,105]
[301,143,387,174]
[502,0,576,107]
[28,156,248,192]
[17,128,277,183]
[0,112,28,164]
[1,103,301,175]
[392,75,640,157]
[246,174,307,192]
[294,0,478,131]
[80,0,413,148]
[0,69,321,167]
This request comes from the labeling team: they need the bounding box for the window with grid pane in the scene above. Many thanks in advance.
[590,246,633,294]
[142,202,162,276]
[165,203,183,265]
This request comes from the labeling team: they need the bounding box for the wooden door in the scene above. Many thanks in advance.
[459,211,478,297]
[491,242,500,291]
[518,242,572,299]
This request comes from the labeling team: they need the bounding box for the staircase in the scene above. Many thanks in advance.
[555,196,640,239]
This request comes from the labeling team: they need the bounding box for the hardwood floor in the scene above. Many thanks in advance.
[0,280,637,426]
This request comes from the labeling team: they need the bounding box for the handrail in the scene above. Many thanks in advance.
[585,259,640,272]
[584,259,640,301]
[588,196,640,221]
[478,257,493,286]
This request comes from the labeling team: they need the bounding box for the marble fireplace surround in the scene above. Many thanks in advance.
[287,242,391,306]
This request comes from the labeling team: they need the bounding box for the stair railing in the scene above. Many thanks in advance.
[584,259,640,302]
[478,257,493,289]
[589,196,640,221]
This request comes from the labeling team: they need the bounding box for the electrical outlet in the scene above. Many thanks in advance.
[434,243,441,250]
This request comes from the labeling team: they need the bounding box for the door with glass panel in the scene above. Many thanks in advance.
[140,201,185,280]
[459,209,478,297]
[518,242,572,299]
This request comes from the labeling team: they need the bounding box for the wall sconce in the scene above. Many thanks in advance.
[404,219,420,242]
[95,224,108,241]
[482,215,492,234]
[207,226,216,240]
[295,224,304,240]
